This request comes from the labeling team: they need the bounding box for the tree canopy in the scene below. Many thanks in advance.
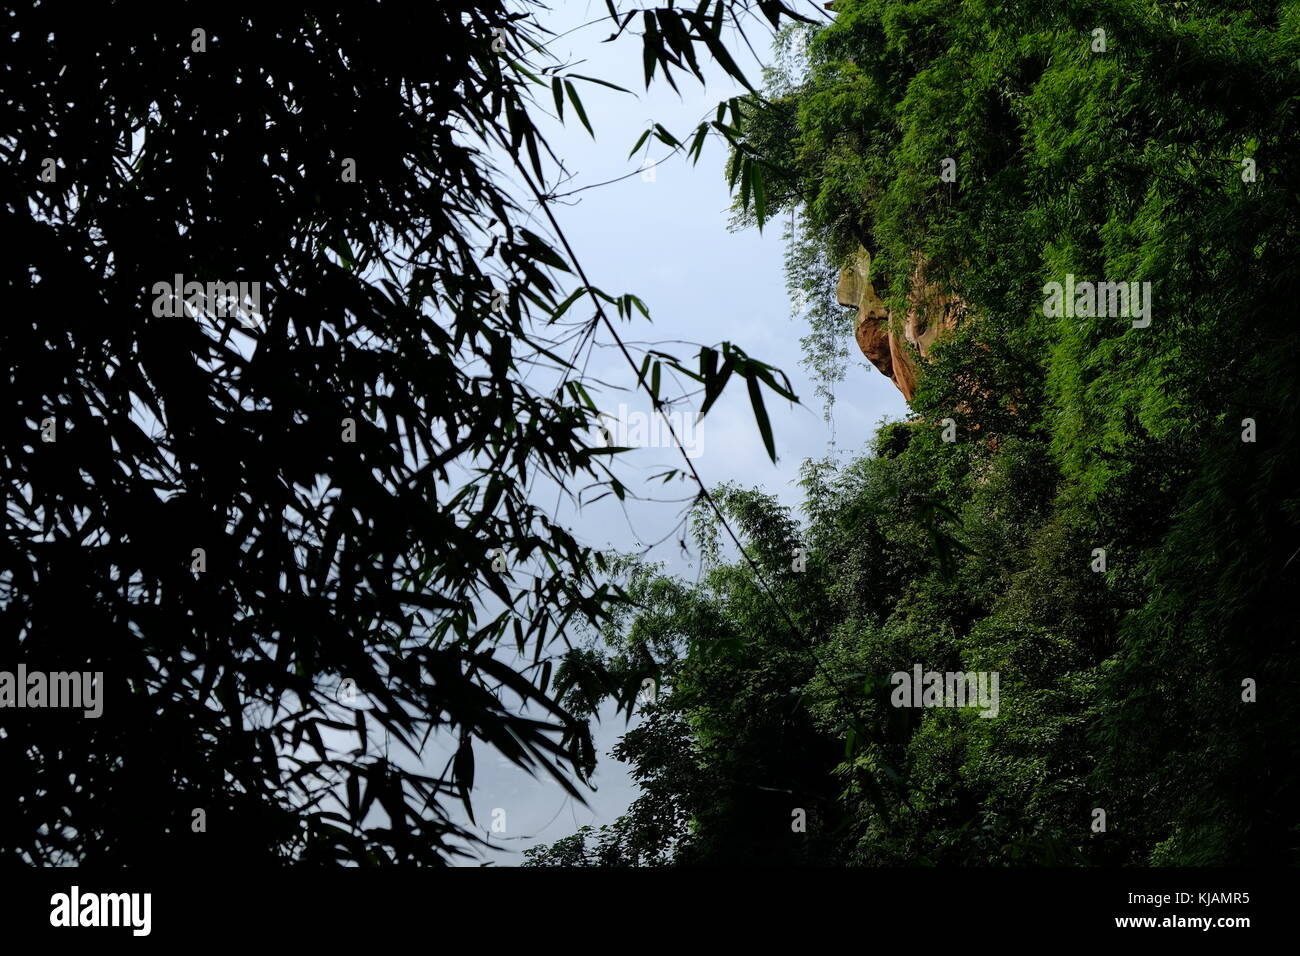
[527,0,1300,866]
[1,0,810,865]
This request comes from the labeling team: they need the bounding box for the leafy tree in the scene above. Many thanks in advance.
[0,0,809,865]
[531,0,1300,866]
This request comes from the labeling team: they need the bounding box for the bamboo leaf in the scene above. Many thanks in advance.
[565,81,594,138]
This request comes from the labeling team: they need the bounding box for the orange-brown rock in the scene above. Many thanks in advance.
[836,247,966,401]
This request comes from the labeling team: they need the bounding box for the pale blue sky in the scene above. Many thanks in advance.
[448,1,908,864]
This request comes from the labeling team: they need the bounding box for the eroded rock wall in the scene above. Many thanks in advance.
[836,246,965,401]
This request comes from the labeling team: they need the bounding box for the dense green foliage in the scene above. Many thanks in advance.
[527,0,1300,865]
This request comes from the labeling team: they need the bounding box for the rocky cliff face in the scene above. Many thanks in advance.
[836,246,965,401]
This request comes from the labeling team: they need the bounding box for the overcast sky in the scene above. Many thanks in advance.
[444,1,909,864]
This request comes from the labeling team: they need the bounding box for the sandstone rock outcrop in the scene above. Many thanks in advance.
[836,246,966,401]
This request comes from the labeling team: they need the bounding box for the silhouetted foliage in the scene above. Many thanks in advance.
[0,0,808,865]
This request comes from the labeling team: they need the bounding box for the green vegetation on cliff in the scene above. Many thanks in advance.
[527,0,1300,866]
